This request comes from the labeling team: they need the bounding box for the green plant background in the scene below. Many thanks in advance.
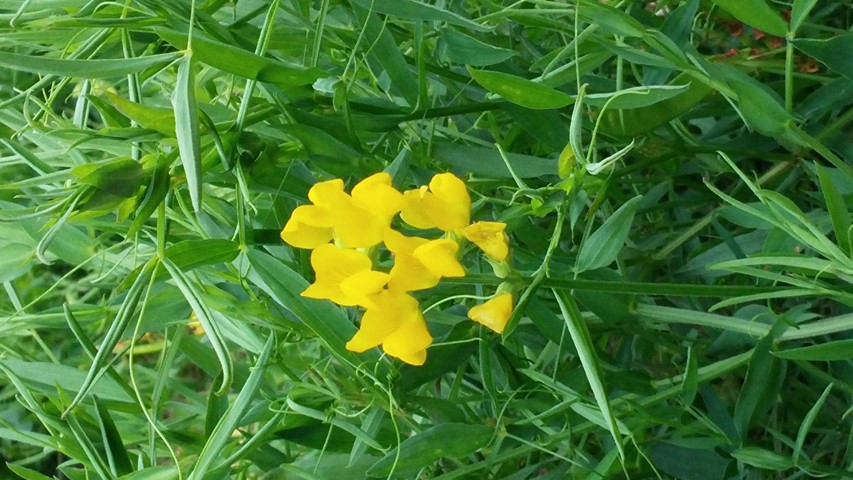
[1,0,852,478]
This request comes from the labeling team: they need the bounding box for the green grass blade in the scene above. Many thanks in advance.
[63,259,156,415]
[0,51,180,78]
[160,257,232,395]
[188,334,274,480]
[172,56,202,212]
[553,289,625,459]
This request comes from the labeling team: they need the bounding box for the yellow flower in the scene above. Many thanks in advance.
[280,179,342,249]
[301,244,389,308]
[462,221,509,261]
[468,292,513,333]
[384,229,465,292]
[281,173,404,249]
[400,173,470,231]
[345,290,432,365]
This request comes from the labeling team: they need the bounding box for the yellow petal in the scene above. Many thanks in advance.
[413,239,465,277]
[383,228,427,255]
[468,293,513,333]
[340,270,390,308]
[301,244,375,305]
[462,221,509,261]
[308,179,346,207]
[280,205,335,249]
[288,205,334,227]
[280,224,333,250]
[389,253,440,292]
[326,195,385,248]
[311,243,372,278]
[428,173,470,230]
[382,315,432,366]
[352,172,404,221]
[345,306,401,352]
[399,187,436,229]
[301,282,356,306]
[345,291,424,357]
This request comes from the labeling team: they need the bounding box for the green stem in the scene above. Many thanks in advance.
[784,36,795,113]
[446,273,796,297]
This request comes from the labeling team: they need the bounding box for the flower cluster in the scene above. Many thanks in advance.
[280,172,512,365]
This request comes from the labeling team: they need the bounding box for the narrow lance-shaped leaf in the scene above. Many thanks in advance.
[733,325,787,439]
[172,55,202,212]
[161,258,232,395]
[366,423,494,477]
[0,51,181,78]
[553,289,626,460]
[790,0,819,34]
[64,259,156,415]
[793,34,853,83]
[93,397,134,476]
[710,0,788,37]
[575,195,642,273]
[188,334,274,480]
[468,67,574,110]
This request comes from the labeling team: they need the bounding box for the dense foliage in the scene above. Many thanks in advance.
[1,0,852,478]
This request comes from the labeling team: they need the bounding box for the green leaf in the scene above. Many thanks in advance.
[172,56,202,212]
[731,447,794,471]
[793,384,832,465]
[553,290,626,460]
[117,466,181,480]
[93,397,133,476]
[73,157,144,199]
[0,359,133,405]
[188,335,274,480]
[578,0,645,38]
[650,443,730,480]
[0,51,180,78]
[793,34,853,83]
[598,73,711,137]
[8,464,56,480]
[816,163,851,255]
[351,0,489,31]
[434,144,556,178]
[468,67,574,110]
[710,0,788,37]
[439,29,515,66]
[161,258,233,396]
[280,124,361,159]
[366,423,494,477]
[575,196,642,273]
[64,260,156,413]
[127,156,170,238]
[722,66,791,136]
[569,83,586,170]
[585,84,690,109]
[155,29,321,87]
[774,339,853,361]
[164,239,241,270]
[790,0,819,34]
[104,92,176,134]
[733,327,787,439]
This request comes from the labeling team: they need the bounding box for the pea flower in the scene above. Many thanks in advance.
[467,292,513,334]
[400,173,470,231]
[281,173,403,249]
[384,229,465,292]
[301,243,389,308]
[345,290,432,366]
[462,221,510,261]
